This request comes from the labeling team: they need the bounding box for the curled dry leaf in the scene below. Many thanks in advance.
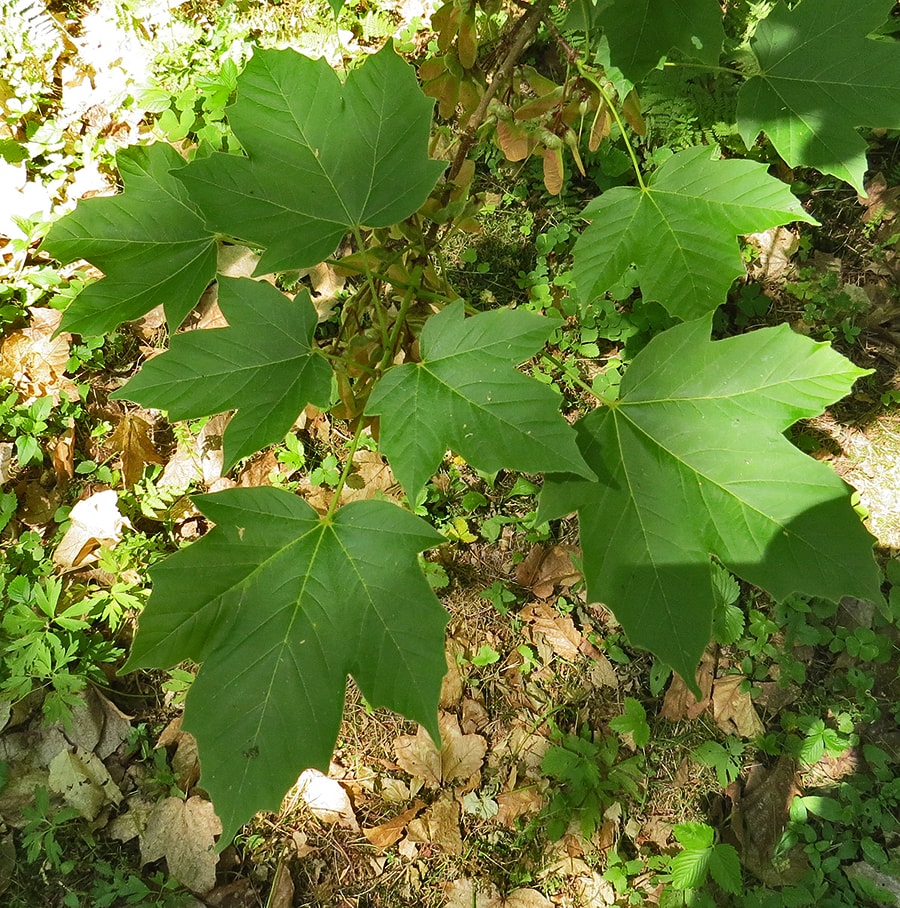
[139,796,222,894]
[53,489,131,570]
[0,308,78,405]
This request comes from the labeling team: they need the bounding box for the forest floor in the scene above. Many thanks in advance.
[1,1,900,907]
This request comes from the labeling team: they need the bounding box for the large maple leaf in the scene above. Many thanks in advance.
[111,277,331,470]
[177,43,446,275]
[737,0,900,193]
[123,488,449,843]
[601,0,724,81]
[572,145,814,319]
[42,144,217,337]
[540,318,881,682]
[367,301,594,499]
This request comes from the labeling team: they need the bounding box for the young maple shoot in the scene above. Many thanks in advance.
[40,1,893,843]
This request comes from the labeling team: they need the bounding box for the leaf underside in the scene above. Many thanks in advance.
[572,145,815,319]
[540,318,881,682]
[123,488,449,843]
[367,301,595,499]
[737,0,900,193]
[42,143,218,336]
[111,277,332,470]
[178,42,446,275]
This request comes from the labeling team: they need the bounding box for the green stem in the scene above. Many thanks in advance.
[663,61,744,77]
[325,257,455,305]
[540,350,615,407]
[378,265,422,374]
[350,225,392,351]
[324,418,367,520]
[575,63,646,191]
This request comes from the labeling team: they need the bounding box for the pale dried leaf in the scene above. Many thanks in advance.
[439,712,487,784]
[0,443,12,483]
[746,226,800,284]
[588,653,618,688]
[443,877,497,908]
[48,747,123,820]
[440,640,465,708]
[295,769,359,830]
[394,726,442,787]
[53,489,130,569]
[503,889,552,908]
[711,674,765,737]
[522,601,583,661]
[408,793,463,855]
[140,796,222,894]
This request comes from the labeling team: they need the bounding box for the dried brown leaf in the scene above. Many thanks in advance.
[495,788,544,828]
[108,413,165,487]
[407,793,462,854]
[711,675,765,738]
[588,104,610,152]
[660,649,715,721]
[363,801,425,849]
[394,711,486,787]
[0,307,78,405]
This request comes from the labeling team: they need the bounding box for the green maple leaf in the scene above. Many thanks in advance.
[123,488,448,843]
[540,318,881,683]
[601,0,724,80]
[178,43,445,275]
[737,0,900,193]
[572,145,814,320]
[366,301,594,499]
[111,277,331,470]
[42,143,217,336]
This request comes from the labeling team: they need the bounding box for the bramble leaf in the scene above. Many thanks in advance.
[178,43,445,275]
[601,0,724,80]
[367,301,594,499]
[540,318,881,683]
[111,277,331,470]
[42,144,217,336]
[572,145,814,319]
[737,0,900,193]
[123,488,448,843]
